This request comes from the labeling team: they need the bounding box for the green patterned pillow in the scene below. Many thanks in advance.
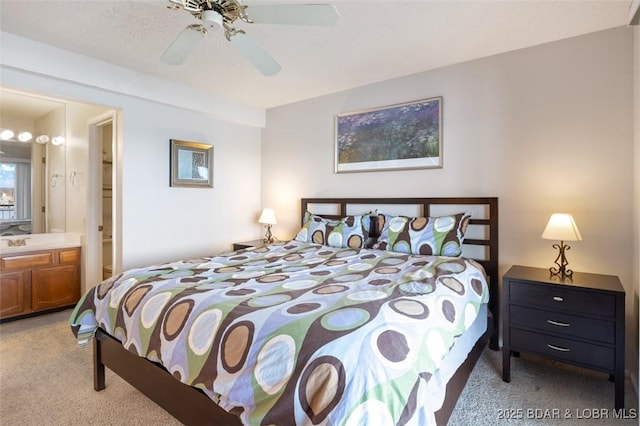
[294,212,370,249]
[374,212,471,256]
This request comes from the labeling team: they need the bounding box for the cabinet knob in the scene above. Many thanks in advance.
[552,296,563,302]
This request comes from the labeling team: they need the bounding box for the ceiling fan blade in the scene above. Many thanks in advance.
[229,32,281,76]
[160,24,206,65]
[246,4,339,26]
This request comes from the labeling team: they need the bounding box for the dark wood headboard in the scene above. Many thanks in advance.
[301,197,499,350]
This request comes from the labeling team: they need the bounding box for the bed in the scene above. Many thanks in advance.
[70,197,499,425]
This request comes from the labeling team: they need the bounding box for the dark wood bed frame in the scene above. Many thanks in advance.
[93,197,499,425]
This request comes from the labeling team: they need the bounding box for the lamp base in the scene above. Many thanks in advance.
[263,224,273,244]
[549,240,574,278]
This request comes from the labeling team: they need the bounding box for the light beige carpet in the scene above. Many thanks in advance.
[0,309,180,425]
[0,310,637,425]
[449,343,638,425]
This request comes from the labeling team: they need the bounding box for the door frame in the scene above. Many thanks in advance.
[86,111,121,290]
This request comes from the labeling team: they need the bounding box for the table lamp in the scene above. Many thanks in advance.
[541,213,583,278]
[259,208,277,244]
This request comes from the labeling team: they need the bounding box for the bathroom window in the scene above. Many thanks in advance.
[0,161,30,221]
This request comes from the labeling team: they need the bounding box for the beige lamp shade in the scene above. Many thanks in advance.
[258,208,277,225]
[541,213,582,241]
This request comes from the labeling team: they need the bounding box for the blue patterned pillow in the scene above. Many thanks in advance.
[374,212,471,256]
[294,212,370,249]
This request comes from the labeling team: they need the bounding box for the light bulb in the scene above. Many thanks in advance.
[51,136,65,146]
[17,131,33,142]
[35,135,50,144]
[0,129,15,140]
[202,10,222,30]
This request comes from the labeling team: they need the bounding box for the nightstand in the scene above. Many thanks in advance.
[502,265,625,410]
[232,239,266,251]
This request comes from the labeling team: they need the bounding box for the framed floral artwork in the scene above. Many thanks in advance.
[335,97,442,173]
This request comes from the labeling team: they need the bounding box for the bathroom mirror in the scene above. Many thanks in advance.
[0,90,66,235]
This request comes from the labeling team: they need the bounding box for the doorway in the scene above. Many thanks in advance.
[87,112,120,289]
[101,122,113,280]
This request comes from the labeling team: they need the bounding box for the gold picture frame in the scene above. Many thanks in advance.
[170,139,214,188]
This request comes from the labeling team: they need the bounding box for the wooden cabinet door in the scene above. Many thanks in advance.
[31,265,80,311]
[0,271,28,317]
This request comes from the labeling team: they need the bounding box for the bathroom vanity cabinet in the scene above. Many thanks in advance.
[0,246,81,320]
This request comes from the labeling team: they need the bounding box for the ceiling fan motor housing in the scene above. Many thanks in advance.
[202,9,223,30]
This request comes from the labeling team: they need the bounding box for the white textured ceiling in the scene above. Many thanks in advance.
[0,0,633,109]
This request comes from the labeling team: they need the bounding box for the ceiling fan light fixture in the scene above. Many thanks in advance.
[202,9,223,31]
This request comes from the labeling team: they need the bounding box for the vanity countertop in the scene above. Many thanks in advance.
[0,232,82,255]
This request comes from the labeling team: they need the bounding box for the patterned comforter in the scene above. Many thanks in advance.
[69,240,489,425]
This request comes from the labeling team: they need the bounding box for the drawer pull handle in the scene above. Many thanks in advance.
[547,344,570,352]
[552,296,564,302]
[547,319,570,327]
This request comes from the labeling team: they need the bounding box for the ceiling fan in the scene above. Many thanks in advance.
[160,0,339,76]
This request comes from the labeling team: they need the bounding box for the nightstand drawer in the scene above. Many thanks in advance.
[510,305,614,344]
[510,281,615,317]
[510,329,614,371]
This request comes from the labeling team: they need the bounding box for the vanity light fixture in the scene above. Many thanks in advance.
[541,213,583,278]
[258,208,277,244]
[0,131,64,145]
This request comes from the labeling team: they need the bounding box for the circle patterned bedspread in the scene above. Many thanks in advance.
[70,240,488,425]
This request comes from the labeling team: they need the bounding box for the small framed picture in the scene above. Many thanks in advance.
[170,139,214,188]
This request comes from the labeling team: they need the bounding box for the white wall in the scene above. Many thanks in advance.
[262,28,636,374]
[1,36,264,288]
[65,102,111,236]
[118,98,263,268]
